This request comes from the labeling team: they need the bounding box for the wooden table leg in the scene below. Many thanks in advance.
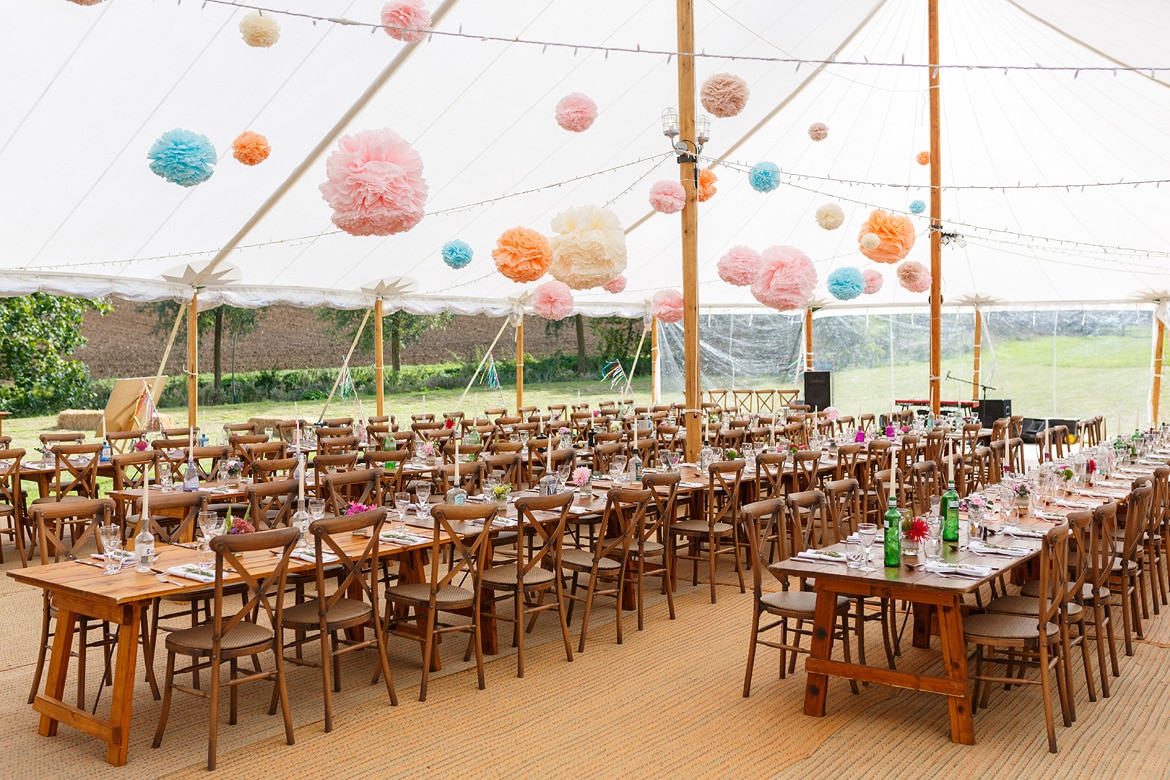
[935,596,976,745]
[37,606,76,738]
[802,587,840,717]
[106,605,140,766]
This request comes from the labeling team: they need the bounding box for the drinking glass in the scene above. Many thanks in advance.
[923,518,942,561]
[197,510,222,572]
[857,522,878,573]
[845,539,863,569]
[415,482,432,517]
[929,495,941,519]
[158,461,172,492]
[556,464,570,491]
[308,498,326,522]
[608,461,625,485]
[99,525,123,575]
[612,455,628,477]
[394,491,410,531]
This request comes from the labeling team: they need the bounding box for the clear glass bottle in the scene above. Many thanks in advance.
[134,524,155,573]
[940,479,960,542]
[292,498,312,547]
[629,448,643,482]
[538,471,559,496]
[182,453,199,492]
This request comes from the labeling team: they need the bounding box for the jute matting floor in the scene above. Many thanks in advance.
[1,551,1169,779]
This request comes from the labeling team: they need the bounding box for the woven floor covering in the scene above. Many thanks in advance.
[1,551,1169,779]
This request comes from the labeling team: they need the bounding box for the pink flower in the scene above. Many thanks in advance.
[345,501,374,515]
[134,439,149,451]
[572,466,592,487]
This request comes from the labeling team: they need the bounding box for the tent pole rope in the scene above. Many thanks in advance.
[155,300,186,380]
[459,318,512,407]
[319,309,371,422]
[189,0,462,288]
[622,321,650,398]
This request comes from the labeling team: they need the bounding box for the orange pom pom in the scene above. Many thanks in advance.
[698,168,717,202]
[916,150,930,165]
[857,209,916,264]
[492,227,552,283]
[232,131,270,166]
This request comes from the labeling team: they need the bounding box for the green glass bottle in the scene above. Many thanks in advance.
[883,494,902,567]
[940,480,960,542]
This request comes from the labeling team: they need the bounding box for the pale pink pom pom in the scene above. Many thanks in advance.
[319,128,427,237]
[381,0,431,43]
[750,245,817,311]
[897,261,931,293]
[700,73,750,118]
[862,269,884,295]
[648,180,686,214]
[717,245,759,287]
[532,280,575,320]
[555,93,598,133]
[651,290,684,323]
[808,122,829,141]
[603,275,627,294]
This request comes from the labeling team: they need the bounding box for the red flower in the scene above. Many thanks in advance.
[1087,459,1097,474]
[902,517,930,543]
[444,418,455,429]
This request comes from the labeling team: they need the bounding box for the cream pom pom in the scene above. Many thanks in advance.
[548,205,627,290]
[860,233,881,251]
[700,73,750,119]
[815,203,844,230]
[239,12,280,48]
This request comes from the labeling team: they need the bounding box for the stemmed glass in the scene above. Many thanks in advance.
[611,455,628,482]
[197,510,223,572]
[415,482,432,518]
[308,498,326,524]
[556,463,570,492]
[394,491,410,532]
[158,462,172,492]
[856,522,878,573]
[98,524,124,575]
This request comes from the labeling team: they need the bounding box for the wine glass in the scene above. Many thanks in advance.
[157,461,172,492]
[197,511,222,572]
[415,482,432,518]
[308,498,326,523]
[394,491,410,532]
[556,463,570,492]
[612,454,628,477]
[857,522,878,573]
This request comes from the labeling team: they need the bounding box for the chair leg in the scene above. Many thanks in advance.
[28,595,51,704]
[743,606,760,698]
[228,658,239,726]
[207,651,221,771]
[418,606,437,702]
[1118,582,1135,656]
[554,577,574,664]
[577,572,599,654]
[662,560,676,620]
[1059,623,1077,723]
[320,626,334,733]
[152,651,177,749]
[472,596,486,691]
[515,592,526,678]
[708,535,718,604]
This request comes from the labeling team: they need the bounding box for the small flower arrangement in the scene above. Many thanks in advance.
[901,516,930,543]
[959,494,989,512]
[225,458,244,478]
[226,508,255,534]
[490,483,513,501]
[134,438,149,452]
[724,448,741,460]
[1013,481,1030,499]
[1059,467,1074,482]
[443,417,456,429]
[557,427,571,435]
[345,501,375,515]
[421,442,435,457]
[824,406,839,423]
[572,466,592,487]
[787,443,800,455]
[1086,459,1097,475]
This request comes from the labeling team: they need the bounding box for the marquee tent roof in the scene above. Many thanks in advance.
[3,0,1169,318]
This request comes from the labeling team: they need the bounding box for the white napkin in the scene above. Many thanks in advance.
[795,549,847,563]
[290,549,339,564]
[924,562,993,578]
[1033,511,1066,521]
[165,564,215,583]
[681,481,707,489]
[1053,499,1089,509]
[969,540,1031,557]
[1004,527,1047,539]
[380,530,430,546]
[91,550,135,567]
[568,505,594,516]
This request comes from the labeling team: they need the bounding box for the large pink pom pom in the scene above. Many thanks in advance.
[717,245,759,287]
[897,261,931,293]
[750,245,817,311]
[603,275,627,294]
[651,290,684,323]
[381,0,431,43]
[532,280,575,320]
[648,180,686,214]
[555,93,598,133]
[862,269,884,295]
[319,128,427,237]
[700,73,750,118]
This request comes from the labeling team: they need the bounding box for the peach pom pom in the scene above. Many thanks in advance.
[231,131,270,166]
[815,203,844,230]
[862,269,884,295]
[750,245,817,311]
[648,180,686,214]
[897,261,931,293]
[857,209,915,264]
[717,245,760,287]
[555,93,598,133]
[603,275,627,294]
[381,0,431,43]
[700,73,750,119]
[916,150,930,165]
[808,122,829,141]
[492,227,552,283]
[532,280,575,320]
[239,12,280,47]
[67,0,105,5]
[319,128,427,237]
[548,205,627,290]
[698,169,717,202]
[651,290,684,323]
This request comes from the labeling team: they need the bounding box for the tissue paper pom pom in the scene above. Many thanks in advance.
[815,203,844,230]
[555,93,598,133]
[603,275,627,294]
[532,280,575,321]
[897,261,931,293]
[67,0,105,5]
[827,267,865,301]
[909,199,926,215]
[717,245,760,287]
[548,205,627,290]
[698,169,717,202]
[700,73,750,118]
[916,150,930,165]
[148,129,217,187]
[239,12,280,47]
[857,209,915,263]
[749,161,781,193]
[493,227,552,283]
[808,122,829,141]
[648,180,686,214]
[319,128,427,237]
[381,0,431,42]
[651,290,685,323]
[441,239,473,269]
[862,269,884,295]
[751,245,817,311]
[231,131,270,166]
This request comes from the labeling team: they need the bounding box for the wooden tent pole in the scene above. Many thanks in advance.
[928,0,943,418]
[804,307,814,371]
[676,0,701,462]
[187,291,198,429]
[515,315,525,411]
[1154,308,1166,425]
[972,306,982,401]
[650,316,660,405]
[374,298,385,417]
[155,301,186,380]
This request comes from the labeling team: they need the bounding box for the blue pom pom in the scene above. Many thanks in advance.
[148,129,217,187]
[909,199,926,215]
[441,239,473,269]
[827,267,865,301]
[748,161,781,193]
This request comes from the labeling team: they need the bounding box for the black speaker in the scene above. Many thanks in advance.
[803,371,831,411]
[1020,416,1079,444]
[978,398,1011,428]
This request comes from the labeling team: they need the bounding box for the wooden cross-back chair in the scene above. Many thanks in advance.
[37,443,104,504]
[251,457,298,484]
[363,450,410,499]
[228,434,269,460]
[241,441,287,475]
[755,452,786,500]
[480,452,522,490]
[246,479,299,530]
[312,452,359,495]
[135,490,208,546]
[792,450,822,494]
[0,448,26,565]
[632,471,680,629]
[671,460,746,604]
[105,430,148,456]
[317,435,359,456]
[39,432,86,447]
[322,468,381,515]
[436,462,484,496]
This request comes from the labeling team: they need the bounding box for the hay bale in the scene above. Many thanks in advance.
[56,409,104,430]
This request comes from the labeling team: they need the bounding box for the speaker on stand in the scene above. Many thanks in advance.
[803,371,831,411]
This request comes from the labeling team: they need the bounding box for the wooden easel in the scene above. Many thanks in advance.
[100,376,167,436]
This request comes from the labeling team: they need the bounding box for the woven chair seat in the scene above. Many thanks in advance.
[630,540,665,556]
[561,547,620,571]
[162,581,248,604]
[761,590,849,615]
[988,595,1082,620]
[964,612,1060,642]
[166,620,272,656]
[386,582,475,607]
[1018,579,1075,598]
[480,565,556,588]
[282,597,371,630]
[671,519,732,536]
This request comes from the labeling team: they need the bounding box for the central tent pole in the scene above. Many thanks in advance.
[650,316,660,405]
[972,306,982,401]
[1154,306,1166,426]
[187,291,198,430]
[928,0,943,417]
[374,298,385,417]
[676,0,702,462]
[515,315,525,411]
[804,307,814,371]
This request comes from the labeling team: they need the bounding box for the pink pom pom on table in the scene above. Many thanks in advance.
[651,290,685,323]
[700,73,750,118]
[717,245,760,287]
[897,261,931,293]
[750,245,817,311]
[532,280,575,321]
[603,275,627,294]
[555,93,598,133]
[318,128,427,237]
[381,0,432,43]
[862,268,884,295]
[648,180,686,214]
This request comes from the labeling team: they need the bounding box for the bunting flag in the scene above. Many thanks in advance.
[339,365,356,399]
[136,379,161,430]
[601,360,626,391]
[485,355,502,390]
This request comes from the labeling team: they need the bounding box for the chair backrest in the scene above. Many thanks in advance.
[273,420,304,443]
[592,487,651,565]
[189,445,231,480]
[160,426,198,439]
[707,460,746,527]
[1090,502,1119,595]
[859,413,876,432]
[1036,524,1070,630]
[318,435,359,455]
[961,423,983,455]
[866,439,893,475]
[909,460,938,515]
[426,503,497,598]
[313,452,359,485]
[787,489,830,548]
[1065,509,1094,603]
[0,448,25,526]
[32,498,115,564]
[438,461,484,495]
[49,442,105,500]
[593,441,625,474]
[363,450,410,496]
[834,443,863,483]
[755,452,786,499]
[1122,481,1154,562]
[512,492,574,583]
[823,478,860,539]
[896,435,921,473]
[640,471,680,548]
[923,429,947,464]
[140,490,209,544]
[223,422,260,435]
[40,432,86,446]
[792,450,821,493]
[990,418,1009,442]
[1150,466,1170,533]
[229,434,270,458]
[742,498,786,595]
[316,425,354,439]
[105,430,148,455]
[209,527,300,646]
[111,450,157,522]
[480,452,521,488]
[307,508,387,623]
[323,468,382,515]
[251,456,299,483]
[246,479,300,529]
